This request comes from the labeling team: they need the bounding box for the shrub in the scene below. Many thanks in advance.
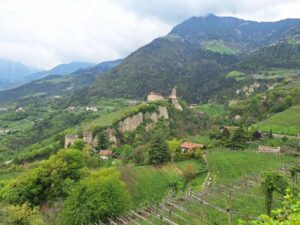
[60,168,132,225]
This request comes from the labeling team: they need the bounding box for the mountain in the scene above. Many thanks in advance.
[0,59,38,88]
[26,61,96,81]
[238,29,300,70]
[81,14,300,103]
[170,14,300,53]
[0,59,122,104]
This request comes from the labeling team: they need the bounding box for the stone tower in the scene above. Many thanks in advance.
[169,86,177,100]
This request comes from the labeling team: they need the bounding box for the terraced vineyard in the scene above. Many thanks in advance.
[102,151,299,225]
[258,105,300,136]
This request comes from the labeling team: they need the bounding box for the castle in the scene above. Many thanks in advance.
[147,87,182,111]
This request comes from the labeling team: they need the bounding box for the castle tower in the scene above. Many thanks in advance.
[169,86,177,100]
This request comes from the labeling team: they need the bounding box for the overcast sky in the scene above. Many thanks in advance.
[0,0,300,69]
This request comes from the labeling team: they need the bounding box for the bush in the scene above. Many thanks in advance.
[60,168,132,225]
[1,149,86,205]
[174,152,194,162]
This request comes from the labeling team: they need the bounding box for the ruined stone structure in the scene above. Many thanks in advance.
[169,87,177,100]
[83,131,93,145]
[64,134,79,148]
[147,92,164,102]
[258,145,281,153]
[147,87,183,111]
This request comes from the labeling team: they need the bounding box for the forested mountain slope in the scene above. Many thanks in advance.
[80,15,300,103]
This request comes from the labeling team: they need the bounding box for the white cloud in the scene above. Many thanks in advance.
[0,0,170,69]
[0,0,299,69]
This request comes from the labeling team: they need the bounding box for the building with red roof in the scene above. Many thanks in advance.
[180,142,204,153]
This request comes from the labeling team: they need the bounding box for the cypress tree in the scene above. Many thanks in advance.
[148,133,170,165]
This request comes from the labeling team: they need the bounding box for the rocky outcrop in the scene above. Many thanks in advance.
[106,128,117,146]
[81,105,169,148]
[118,112,144,132]
[119,106,169,133]
[83,131,93,144]
[64,135,79,148]
[172,99,183,111]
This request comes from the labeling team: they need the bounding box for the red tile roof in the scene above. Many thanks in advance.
[181,142,204,150]
[99,150,113,156]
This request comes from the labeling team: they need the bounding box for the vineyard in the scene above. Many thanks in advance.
[97,151,299,225]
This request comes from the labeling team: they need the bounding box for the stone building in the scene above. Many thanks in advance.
[64,134,79,148]
[147,92,165,102]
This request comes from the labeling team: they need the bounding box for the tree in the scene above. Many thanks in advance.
[1,149,85,205]
[289,166,300,185]
[0,203,45,225]
[95,128,109,150]
[60,168,132,225]
[148,133,170,165]
[239,189,300,224]
[226,126,248,150]
[132,145,148,165]
[120,144,134,163]
[261,173,288,216]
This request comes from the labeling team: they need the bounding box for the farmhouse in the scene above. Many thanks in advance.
[99,150,113,160]
[181,142,205,153]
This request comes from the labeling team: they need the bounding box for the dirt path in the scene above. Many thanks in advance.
[201,152,212,190]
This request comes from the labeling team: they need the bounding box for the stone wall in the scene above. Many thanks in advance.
[258,145,281,153]
[147,92,164,102]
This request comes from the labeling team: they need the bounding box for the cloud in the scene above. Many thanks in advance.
[0,0,299,69]
[0,0,170,69]
[113,0,300,22]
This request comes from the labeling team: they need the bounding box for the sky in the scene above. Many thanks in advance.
[0,0,300,69]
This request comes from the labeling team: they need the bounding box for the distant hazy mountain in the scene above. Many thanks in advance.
[27,61,96,81]
[0,58,38,86]
[0,59,122,104]
[0,61,96,91]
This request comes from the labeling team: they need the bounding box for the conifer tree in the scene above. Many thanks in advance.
[148,133,170,165]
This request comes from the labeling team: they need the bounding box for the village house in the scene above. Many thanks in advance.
[99,150,113,160]
[180,142,205,153]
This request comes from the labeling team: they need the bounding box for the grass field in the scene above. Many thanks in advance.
[193,104,227,118]
[252,69,300,80]
[120,159,207,208]
[203,40,239,55]
[258,105,300,136]
[207,150,298,184]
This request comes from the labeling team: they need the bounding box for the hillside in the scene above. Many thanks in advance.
[0,59,122,104]
[0,59,38,90]
[25,61,96,81]
[258,105,300,136]
[79,15,300,104]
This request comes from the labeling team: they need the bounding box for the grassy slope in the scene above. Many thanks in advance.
[120,159,207,208]
[203,40,239,55]
[258,105,300,135]
[207,150,297,184]
[193,104,227,118]
[135,150,299,225]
